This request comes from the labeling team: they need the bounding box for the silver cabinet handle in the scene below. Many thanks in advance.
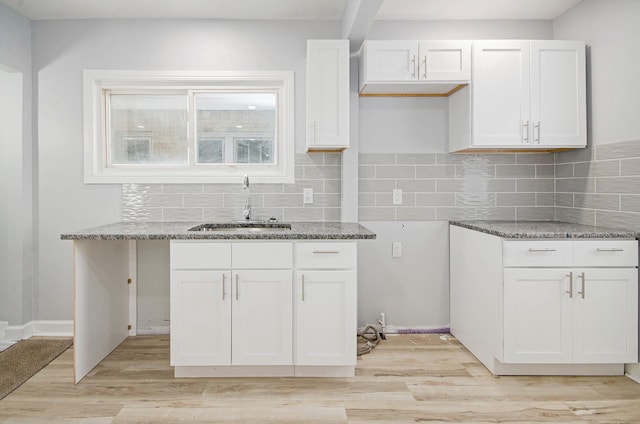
[301,274,305,302]
[577,272,585,299]
[312,250,340,254]
[411,55,416,78]
[522,121,529,144]
[422,56,427,79]
[528,248,557,252]
[222,273,226,300]
[596,248,624,252]
[235,274,239,301]
[566,272,573,298]
[534,121,540,144]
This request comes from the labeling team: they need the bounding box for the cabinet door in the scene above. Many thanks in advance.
[295,271,357,366]
[306,40,349,151]
[472,40,531,147]
[170,270,231,366]
[530,41,586,147]
[232,270,293,365]
[504,268,572,363]
[419,40,471,81]
[572,268,638,363]
[363,40,419,81]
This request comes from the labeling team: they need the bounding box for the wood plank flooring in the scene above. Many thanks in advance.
[1,334,640,423]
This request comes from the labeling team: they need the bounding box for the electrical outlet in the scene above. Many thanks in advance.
[303,188,313,204]
[392,242,402,258]
[392,189,402,205]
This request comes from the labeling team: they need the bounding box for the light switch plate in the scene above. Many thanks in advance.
[303,188,313,204]
[392,242,402,258]
[392,189,402,205]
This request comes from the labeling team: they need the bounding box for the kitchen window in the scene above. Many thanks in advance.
[84,70,294,183]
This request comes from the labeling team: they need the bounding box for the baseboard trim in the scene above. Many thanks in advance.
[1,320,73,342]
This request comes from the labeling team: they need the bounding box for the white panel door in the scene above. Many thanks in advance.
[295,271,357,366]
[419,40,471,81]
[572,268,638,363]
[364,40,419,81]
[232,270,293,365]
[170,270,231,366]
[473,40,530,147]
[530,41,586,147]
[306,40,349,150]
[504,268,572,363]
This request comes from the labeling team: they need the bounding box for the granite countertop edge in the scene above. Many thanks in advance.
[450,220,640,239]
[60,221,377,241]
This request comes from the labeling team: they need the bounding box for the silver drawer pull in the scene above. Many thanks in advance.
[312,250,340,254]
[565,272,573,298]
[528,248,557,252]
[596,248,624,252]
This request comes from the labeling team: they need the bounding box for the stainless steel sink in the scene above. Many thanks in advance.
[188,222,292,232]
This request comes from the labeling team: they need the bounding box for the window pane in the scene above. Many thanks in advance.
[197,138,224,164]
[234,138,274,164]
[109,94,188,165]
[195,92,276,164]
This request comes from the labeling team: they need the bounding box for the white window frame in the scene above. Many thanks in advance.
[83,70,295,184]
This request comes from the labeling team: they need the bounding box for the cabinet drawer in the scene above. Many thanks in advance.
[232,243,292,269]
[171,241,231,269]
[573,240,638,267]
[296,242,356,269]
[503,240,572,267]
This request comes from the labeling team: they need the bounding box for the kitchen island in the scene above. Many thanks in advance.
[450,220,639,376]
[61,221,375,382]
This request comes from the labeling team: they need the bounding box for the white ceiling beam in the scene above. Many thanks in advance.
[341,0,383,52]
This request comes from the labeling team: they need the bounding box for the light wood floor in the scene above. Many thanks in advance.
[1,334,640,423]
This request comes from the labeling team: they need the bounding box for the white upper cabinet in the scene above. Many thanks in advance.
[419,40,471,81]
[472,40,531,147]
[359,40,471,95]
[450,39,586,152]
[530,41,587,148]
[306,39,350,151]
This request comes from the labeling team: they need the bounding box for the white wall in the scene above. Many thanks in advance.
[554,0,640,146]
[0,3,33,328]
[32,19,340,320]
[357,221,449,329]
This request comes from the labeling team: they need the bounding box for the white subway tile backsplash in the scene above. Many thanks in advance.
[621,158,640,176]
[122,153,341,222]
[361,152,555,222]
[574,193,620,211]
[416,165,455,178]
[476,207,516,221]
[496,164,536,178]
[621,195,640,213]
[555,139,640,232]
[183,193,224,208]
[596,176,640,194]
[163,208,203,222]
[396,153,436,164]
[375,165,415,179]
[516,207,554,221]
[573,160,620,177]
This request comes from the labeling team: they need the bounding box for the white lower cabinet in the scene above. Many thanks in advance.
[504,268,638,364]
[450,225,638,376]
[295,270,356,366]
[169,240,357,377]
[170,270,231,366]
[232,270,292,366]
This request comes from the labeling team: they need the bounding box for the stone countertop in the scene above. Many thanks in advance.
[450,220,639,239]
[60,221,376,241]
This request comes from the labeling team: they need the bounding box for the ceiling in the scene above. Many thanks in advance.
[1,0,583,21]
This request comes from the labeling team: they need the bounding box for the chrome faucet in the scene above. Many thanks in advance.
[242,174,251,220]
